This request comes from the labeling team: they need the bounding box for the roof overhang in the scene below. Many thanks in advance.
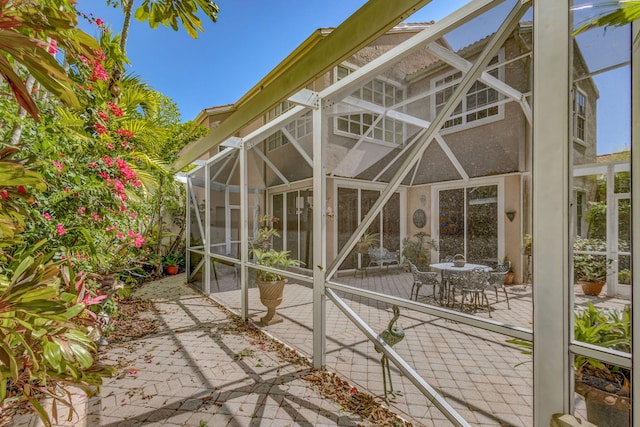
[174,0,434,171]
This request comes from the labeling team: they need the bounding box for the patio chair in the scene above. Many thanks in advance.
[459,268,492,317]
[442,270,466,306]
[489,262,511,309]
[408,261,440,301]
[368,247,400,272]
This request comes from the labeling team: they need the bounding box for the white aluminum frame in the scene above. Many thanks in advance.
[182,1,637,425]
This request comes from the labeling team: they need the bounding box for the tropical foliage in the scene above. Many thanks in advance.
[0,0,216,424]
[573,237,612,282]
[573,1,640,46]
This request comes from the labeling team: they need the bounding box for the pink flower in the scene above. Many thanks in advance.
[56,223,66,236]
[133,236,145,248]
[78,55,88,64]
[113,179,125,194]
[116,128,134,139]
[43,213,52,220]
[47,39,58,55]
[349,387,357,395]
[0,189,9,200]
[17,186,26,194]
[77,207,86,215]
[52,160,64,172]
[97,110,109,121]
[107,102,123,117]
[95,18,104,26]
[106,224,117,232]
[93,123,107,135]
[116,231,124,240]
[106,143,114,149]
[88,162,97,168]
[91,212,101,222]
[91,63,109,81]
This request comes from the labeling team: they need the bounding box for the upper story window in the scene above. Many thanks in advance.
[334,64,405,145]
[265,102,312,151]
[572,88,587,143]
[431,52,504,130]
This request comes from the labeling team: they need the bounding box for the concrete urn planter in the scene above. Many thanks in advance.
[257,279,286,325]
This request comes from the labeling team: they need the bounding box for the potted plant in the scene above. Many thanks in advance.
[502,256,515,285]
[163,252,183,275]
[401,232,437,269]
[508,303,631,427]
[574,238,612,296]
[251,216,300,325]
[574,303,631,427]
[356,231,379,254]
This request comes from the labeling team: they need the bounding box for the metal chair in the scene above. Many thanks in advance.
[408,261,440,301]
[489,262,511,309]
[460,268,492,316]
[442,270,466,307]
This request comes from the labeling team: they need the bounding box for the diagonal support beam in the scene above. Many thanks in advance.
[327,0,531,279]
[281,126,313,167]
[188,179,206,243]
[252,146,290,186]
[426,42,532,124]
[326,289,472,427]
[340,96,470,180]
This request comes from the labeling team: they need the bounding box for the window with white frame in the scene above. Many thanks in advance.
[265,103,312,151]
[572,88,587,142]
[334,64,405,145]
[431,53,503,130]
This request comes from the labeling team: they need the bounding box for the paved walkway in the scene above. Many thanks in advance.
[11,274,379,427]
[208,263,629,427]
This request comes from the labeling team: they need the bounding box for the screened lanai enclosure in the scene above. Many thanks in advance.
[180,1,637,426]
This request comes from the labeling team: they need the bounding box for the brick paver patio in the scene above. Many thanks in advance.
[11,267,627,427]
[11,274,371,427]
[209,263,629,427]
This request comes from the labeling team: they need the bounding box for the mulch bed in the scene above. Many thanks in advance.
[213,299,414,426]
[105,298,161,343]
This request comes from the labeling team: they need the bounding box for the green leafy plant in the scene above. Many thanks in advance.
[250,216,300,282]
[573,238,612,282]
[0,253,114,426]
[401,232,437,269]
[162,251,184,267]
[574,302,631,399]
[618,269,631,285]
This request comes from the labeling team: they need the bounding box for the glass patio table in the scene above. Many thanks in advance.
[429,262,491,306]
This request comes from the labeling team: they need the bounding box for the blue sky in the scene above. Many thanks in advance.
[75,1,469,120]
[76,1,630,154]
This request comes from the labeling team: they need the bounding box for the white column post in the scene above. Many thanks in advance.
[533,0,571,422]
[631,18,639,427]
[312,100,326,369]
[204,162,211,294]
[240,142,249,320]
